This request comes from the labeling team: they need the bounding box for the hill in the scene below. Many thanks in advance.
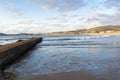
[49,25,120,34]
[0,33,7,36]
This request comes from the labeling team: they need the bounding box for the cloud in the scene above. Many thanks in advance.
[78,17,85,21]
[104,0,120,11]
[26,0,85,12]
[49,17,68,23]
[83,12,120,28]
[7,7,23,17]
[83,19,100,28]
[70,14,79,17]
[100,13,120,25]
[1,1,24,17]
[5,8,23,17]
[0,22,68,34]
[17,19,34,24]
[61,14,79,17]
[1,0,120,34]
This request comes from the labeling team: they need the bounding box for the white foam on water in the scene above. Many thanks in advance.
[4,35,120,80]
[0,40,18,45]
[44,35,111,41]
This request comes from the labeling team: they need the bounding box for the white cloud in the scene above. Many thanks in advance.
[104,0,120,14]
[1,0,120,34]
[83,12,120,27]
[105,0,120,9]
[0,1,24,17]
[0,22,69,34]
[84,20,101,28]
[49,17,68,23]
[7,7,23,17]
[17,19,34,24]
[100,13,120,25]
[26,0,85,12]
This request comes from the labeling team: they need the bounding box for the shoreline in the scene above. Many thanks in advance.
[15,71,108,80]
[0,32,120,36]
[46,33,120,35]
[43,32,120,36]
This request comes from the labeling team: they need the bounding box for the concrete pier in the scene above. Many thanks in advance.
[0,38,42,71]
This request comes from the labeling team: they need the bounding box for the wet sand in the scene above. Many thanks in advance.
[15,71,108,80]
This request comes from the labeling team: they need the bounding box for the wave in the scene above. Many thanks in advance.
[0,40,18,45]
[44,35,111,41]
[39,43,107,47]
[39,42,120,47]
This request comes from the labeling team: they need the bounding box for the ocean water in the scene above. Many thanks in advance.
[0,34,120,80]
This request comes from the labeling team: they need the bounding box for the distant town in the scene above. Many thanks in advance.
[0,25,120,36]
[48,25,120,34]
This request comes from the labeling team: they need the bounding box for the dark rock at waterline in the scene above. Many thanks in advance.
[17,40,22,42]
[3,72,17,80]
[0,38,42,72]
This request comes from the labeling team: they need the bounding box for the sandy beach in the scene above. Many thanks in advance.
[15,71,108,80]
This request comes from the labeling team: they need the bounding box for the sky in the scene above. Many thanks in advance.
[0,0,120,34]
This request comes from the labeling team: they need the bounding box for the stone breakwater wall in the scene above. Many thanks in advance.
[0,38,42,71]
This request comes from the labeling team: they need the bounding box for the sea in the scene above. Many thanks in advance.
[0,34,120,80]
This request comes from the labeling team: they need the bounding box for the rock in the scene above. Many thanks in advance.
[3,72,17,80]
[17,40,22,42]
[0,38,42,73]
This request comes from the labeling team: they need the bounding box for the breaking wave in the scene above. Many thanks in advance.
[0,40,18,45]
[44,35,111,41]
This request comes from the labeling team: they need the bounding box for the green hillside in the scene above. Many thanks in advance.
[50,25,120,34]
[89,25,120,31]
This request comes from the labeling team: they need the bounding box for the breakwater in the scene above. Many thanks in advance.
[0,38,42,72]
